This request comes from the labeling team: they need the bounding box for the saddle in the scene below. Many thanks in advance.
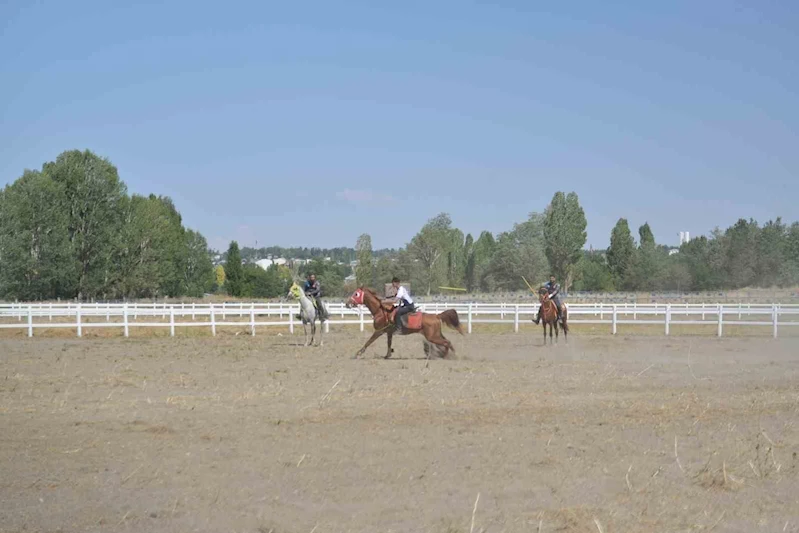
[388,308,424,331]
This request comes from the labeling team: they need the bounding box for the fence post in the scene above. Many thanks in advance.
[702,303,705,321]
[738,303,742,320]
[467,303,473,334]
[359,306,364,332]
[612,305,618,335]
[169,307,175,337]
[772,304,778,339]
[76,303,82,338]
[49,302,53,322]
[106,304,110,322]
[665,304,671,336]
[600,303,604,320]
[250,304,256,336]
[222,302,226,319]
[717,304,723,337]
[123,303,129,337]
[514,305,519,333]
[27,306,33,338]
[210,305,216,336]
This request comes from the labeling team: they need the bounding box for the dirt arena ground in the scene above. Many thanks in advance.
[1,331,798,533]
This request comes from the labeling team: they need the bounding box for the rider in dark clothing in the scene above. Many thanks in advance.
[533,275,564,325]
[304,274,327,320]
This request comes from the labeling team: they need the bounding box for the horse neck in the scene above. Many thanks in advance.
[361,290,384,317]
[296,286,313,310]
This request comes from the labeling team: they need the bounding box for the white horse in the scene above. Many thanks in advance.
[287,282,326,346]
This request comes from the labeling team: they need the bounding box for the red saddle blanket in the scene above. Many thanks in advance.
[389,309,424,330]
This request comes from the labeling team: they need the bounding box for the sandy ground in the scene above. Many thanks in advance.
[1,331,798,533]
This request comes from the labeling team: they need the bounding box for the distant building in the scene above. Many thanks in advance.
[678,231,691,245]
[255,257,287,270]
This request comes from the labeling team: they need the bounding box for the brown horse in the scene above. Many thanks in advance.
[346,287,463,359]
[534,287,568,344]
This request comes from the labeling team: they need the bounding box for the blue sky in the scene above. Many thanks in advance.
[1,0,797,251]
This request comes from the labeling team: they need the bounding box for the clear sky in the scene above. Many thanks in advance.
[1,1,797,251]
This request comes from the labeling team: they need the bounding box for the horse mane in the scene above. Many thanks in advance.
[361,286,394,312]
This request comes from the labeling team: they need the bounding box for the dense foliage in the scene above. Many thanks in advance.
[0,150,215,301]
[4,151,796,302]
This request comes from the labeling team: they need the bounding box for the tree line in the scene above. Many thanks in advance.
[0,150,215,301]
[595,217,799,292]
[346,195,799,296]
[5,151,796,302]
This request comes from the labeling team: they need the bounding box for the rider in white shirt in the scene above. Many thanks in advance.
[385,276,415,331]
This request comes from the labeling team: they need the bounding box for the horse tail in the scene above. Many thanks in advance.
[438,309,464,335]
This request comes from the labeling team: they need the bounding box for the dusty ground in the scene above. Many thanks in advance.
[1,332,798,533]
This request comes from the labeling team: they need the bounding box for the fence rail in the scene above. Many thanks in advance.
[1,302,798,338]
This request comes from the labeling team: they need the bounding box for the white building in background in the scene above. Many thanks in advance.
[255,257,287,270]
[678,231,691,245]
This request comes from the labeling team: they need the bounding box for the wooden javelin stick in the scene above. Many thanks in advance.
[521,276,537,294]
[439,286,467,291]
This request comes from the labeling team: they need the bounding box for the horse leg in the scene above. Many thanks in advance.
[316,316,323,347]
[542,323,547,345]
[354,330,385,359]
[424,323,452,359]
[303,321,309,346]
[384,330,396,359]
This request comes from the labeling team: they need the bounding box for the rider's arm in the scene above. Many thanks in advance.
[549,284,559,298]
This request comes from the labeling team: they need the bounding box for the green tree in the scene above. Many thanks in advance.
[784,223,799,285]
[472,231,496,291]
[43,150,127,299]
[638,223,655,249]
[724,218,759,288]
[224,241,244,297]
[629,223,663,290]
[183,230,215,297]
[489,213,550,291]
[408,213,457,295]
[242,264,285,298]
[573,251,615,292]
[607,218,636,289]
[115,194,186,298]
[374,256,393,285]
[446,229,466,289]
[463,233,476,292]
[355,233,373,287]
[543,192,587,289]
[756,218,787,287]
[0,170,76,300]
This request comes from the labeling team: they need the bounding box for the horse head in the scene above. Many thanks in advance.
[346,287,366,308]
[287,282,303,300]
[538,287,549,303]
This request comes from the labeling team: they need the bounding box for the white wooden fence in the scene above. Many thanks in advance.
[1,302,798,338]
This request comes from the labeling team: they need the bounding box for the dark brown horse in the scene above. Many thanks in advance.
[346,287,463,359]
[534,287,568,344]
